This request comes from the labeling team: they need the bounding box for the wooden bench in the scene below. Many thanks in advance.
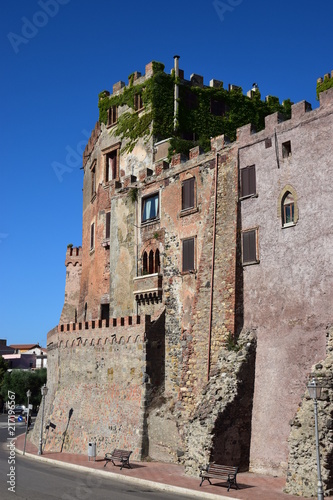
[199,463,239,491]
[104,449,132,470]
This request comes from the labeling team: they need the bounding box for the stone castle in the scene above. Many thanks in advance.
[31,57,333,497]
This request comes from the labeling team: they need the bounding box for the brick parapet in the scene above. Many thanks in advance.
[83,121,101,168]
[65,246,82,267]
[57,314,150,337]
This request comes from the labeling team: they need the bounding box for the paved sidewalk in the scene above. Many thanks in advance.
[15,433,328,500]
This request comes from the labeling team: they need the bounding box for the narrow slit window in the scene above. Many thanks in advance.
[91,165,96,198]
[90,223,95,250]
[105,212,111,240]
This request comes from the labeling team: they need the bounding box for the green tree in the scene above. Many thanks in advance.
[0,368,47,409]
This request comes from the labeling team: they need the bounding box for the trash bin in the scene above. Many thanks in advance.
[88,442,96,461]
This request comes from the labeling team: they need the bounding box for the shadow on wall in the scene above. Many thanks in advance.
[210,339,256,471]
[60,408,74,453]
[142,310,166,458]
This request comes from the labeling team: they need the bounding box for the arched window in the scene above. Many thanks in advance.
[155,249,160,274]
[282,192,295,226]
[143,252,148,275]
[149,250,154,274]
[142,248,161,275]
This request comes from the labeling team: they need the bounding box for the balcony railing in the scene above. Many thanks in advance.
[133,273,162,303]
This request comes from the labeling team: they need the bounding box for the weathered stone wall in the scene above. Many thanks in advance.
[285,325,333,497]
[184,330,256,476]
[31,316,153,459]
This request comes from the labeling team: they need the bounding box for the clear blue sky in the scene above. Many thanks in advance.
[1,0,332,347]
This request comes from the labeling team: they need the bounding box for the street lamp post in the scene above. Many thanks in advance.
[23,389,31,455]
[38,384,48,456]
[307,377,324,500]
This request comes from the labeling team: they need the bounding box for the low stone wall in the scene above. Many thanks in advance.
[30,320,150,459]
[183,330,256,476]
[285,326,333,497]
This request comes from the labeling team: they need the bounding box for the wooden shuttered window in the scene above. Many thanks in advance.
[242,229,257,264]
[105,212,111,240]
[182,238,195,272]
[240,165,256,198]
[182,178,195,210]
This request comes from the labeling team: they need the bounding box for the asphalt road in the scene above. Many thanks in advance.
[0,414,190,500]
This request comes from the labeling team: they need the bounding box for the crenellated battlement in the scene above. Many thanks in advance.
[83,121,101,168]
[317,70,333,84]
[65,246,82,267]
[57,314,149,334]
[236,89,333,145]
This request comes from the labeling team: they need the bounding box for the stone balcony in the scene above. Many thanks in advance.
[133,273,163,303]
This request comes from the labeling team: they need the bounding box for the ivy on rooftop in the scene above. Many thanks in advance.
[98,61,292,157]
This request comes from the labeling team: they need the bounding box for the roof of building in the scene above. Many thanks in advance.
[9,343,40,350]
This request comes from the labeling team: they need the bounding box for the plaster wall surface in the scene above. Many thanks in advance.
[238,95,333,475]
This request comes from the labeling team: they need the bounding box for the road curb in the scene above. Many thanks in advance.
[15,446,234,500]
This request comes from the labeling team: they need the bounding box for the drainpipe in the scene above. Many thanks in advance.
[207,152,219,381]
[173,55,180,132]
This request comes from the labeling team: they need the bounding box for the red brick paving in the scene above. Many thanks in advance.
[15,433,332,500]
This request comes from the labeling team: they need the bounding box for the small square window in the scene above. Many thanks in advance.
[142,193,159,222]
[182,237,195,272]
[240,165,256,198]
[282,141,292,158]
[242,228,259,265]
